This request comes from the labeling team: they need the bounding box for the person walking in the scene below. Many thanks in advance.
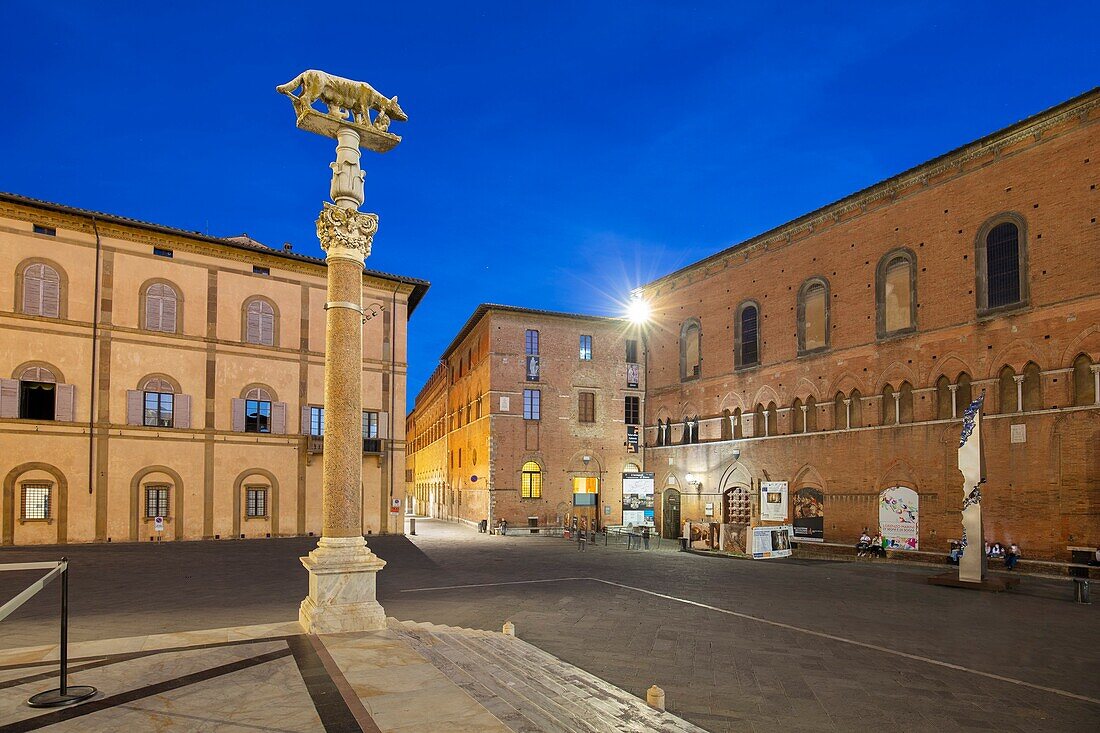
[577,518,587,552]
[642,525,651,550]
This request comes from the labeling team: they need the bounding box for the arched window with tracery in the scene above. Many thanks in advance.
[1072,354,1096,406]
[680,320,701,380]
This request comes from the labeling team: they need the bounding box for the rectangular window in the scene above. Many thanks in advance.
[578,392,595,423]
[523,389,540,420]
[19,381,56,420]
[579,335,593,361]
[626,339,638,364]
[521,468,542,499]
[153,247,174,258]
[245,399,271,433]
[458,449,463,467]
[625,395,640,425]
[246,487,267,517]
[309,406,325,436]
[252,266,270,276]
[145,486,170,518]
[525,329,539,355]
[22,484,50,520]
[144,392,174,427]
[362,411,379,438]
[33,225,56,236]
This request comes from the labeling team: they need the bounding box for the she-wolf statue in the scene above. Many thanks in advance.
[276,70,407,128]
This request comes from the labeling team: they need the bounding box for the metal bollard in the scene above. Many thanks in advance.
[1074,580,1090,604]
[502,621,515,636]
[409,517,416,536]
[646,685,665,711]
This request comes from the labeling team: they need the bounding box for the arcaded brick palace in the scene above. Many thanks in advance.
[640,88,1099,560]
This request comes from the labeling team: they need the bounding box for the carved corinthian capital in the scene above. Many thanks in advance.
[316,202,378,260]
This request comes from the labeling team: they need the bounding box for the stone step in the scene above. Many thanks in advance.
[394,622,705,733]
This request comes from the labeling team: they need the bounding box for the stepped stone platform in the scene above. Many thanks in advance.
[0,619,705,732]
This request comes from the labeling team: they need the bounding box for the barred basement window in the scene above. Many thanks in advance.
[145,485,170,518]
[246,487,268,517]
[22,484,50,520]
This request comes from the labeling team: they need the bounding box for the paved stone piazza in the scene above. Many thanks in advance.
[1,519,1097,732]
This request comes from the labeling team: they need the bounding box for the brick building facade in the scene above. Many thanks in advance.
[407,305,645,529]
[637,89,1100,560]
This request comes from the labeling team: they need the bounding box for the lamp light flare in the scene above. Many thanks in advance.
[627,297,651,324]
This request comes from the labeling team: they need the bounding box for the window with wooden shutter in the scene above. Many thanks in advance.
[145,283,179,333]
[21,264,61,318]
[245,299,275,345]
[578,392,595,423]
[271,401,287,434]
[0,379,19,418]
[242,387,273,433]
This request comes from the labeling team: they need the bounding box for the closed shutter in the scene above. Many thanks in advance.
[126,390,143,425]
[0,379,18,418]
[41,271,60,318]
[300,405,311,435]
[145,288,161,331]
[55,383,75,422]
[174,394,191,429]
[161,289,177,332]
[260,310,274,346]
[23,269,42,315]
[231,398,246,432]
[245,307,261,344]
[272,402,287,434]
[378,411,389,439]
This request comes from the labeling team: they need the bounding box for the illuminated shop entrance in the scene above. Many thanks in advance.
[572,476,599,531]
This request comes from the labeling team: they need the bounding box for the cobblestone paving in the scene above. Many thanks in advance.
[1,520,1097,732]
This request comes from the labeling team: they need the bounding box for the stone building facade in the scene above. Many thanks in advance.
[637,88,1100,560]
[406,305,645,529]
[0,193,427,545]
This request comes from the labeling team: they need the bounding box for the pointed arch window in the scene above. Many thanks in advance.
[797,279,829,354]
[21,263,61,318]
[735,302,760,369]
[876,249,917,338]
[680,319,701,381]
[144,282,180,333]
[1072,354,1096,406]
[976,215,1028,314]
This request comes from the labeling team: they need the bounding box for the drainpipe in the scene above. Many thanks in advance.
[388,286,397,530]
[87,217,102,495]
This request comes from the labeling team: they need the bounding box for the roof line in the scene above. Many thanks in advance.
[439,303,624,361]
[641,86,1100,290]
[0,191,430,314]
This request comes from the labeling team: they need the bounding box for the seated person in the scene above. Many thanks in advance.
[948,540,962,564]
[870,532,887,557]
[1005,542,1019,570]
[989,542,1005,558]
[856,531,872,557]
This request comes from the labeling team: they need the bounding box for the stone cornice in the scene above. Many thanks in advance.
[644,87,1100,294]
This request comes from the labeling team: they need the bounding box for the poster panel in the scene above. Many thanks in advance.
[759,481,788,522]
[752,524,793,559]
[622,472,654,526]
[879,486,919,550]
[792,487,824,542]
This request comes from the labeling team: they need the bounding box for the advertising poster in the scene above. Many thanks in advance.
[752,524,793,559]
[622,472,655,526]
[792,487,824,542]
[759,481,788,522]
[879,486,919,550]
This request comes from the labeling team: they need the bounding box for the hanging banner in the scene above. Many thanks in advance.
[622,472,654,526]
[752,524,793,559]
[759,481,788,522]
[792,487,824,542]
[525,354,540,381]
[626,362,640,389]
[879,486,919,550]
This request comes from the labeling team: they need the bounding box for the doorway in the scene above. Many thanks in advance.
[662,488,681,538]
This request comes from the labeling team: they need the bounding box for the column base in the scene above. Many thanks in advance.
[299,536,387,634]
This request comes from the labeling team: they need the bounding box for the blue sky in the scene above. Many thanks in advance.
[2,2,1097,399]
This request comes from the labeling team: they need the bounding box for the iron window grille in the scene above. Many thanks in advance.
[246,487,267,517]
[22,484,50,520]
[144,392,174,427]
[245,399,271,433]
[740,306,759,367]
[986,222,1021,308]
[145,486,169,518]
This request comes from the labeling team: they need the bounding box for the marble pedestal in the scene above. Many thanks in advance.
[299,537,387,633]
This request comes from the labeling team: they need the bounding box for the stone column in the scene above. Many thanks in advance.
[1013,374,1025,413]
[1091,364,1100,405]
[948,383,959,418]
[299,126,387,634]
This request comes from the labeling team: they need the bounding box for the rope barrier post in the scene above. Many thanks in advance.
[27,559,97,708]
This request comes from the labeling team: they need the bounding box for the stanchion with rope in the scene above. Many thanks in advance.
[0,558,97,707]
